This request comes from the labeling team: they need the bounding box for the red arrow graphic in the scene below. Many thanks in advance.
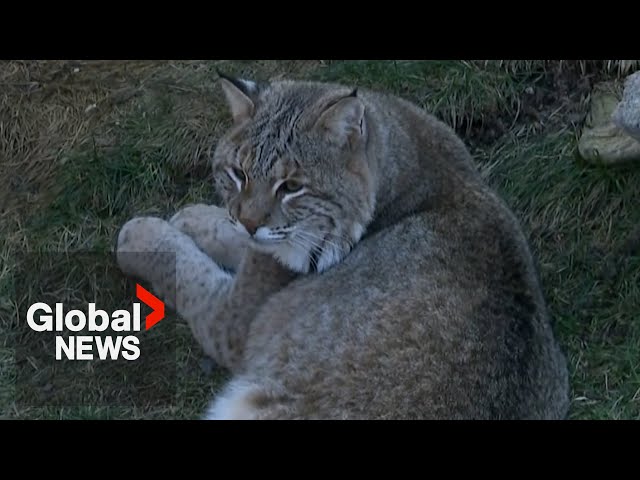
[136,284,165,330]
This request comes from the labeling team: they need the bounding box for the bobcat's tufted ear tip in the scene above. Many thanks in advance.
[217,71,262,124]
[216,70,259,96]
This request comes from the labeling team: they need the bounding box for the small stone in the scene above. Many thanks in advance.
[108,87,140,105]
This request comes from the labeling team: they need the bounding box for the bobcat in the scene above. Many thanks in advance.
[116,73,570,419]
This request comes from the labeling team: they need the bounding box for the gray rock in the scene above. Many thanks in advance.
[578,81,640,165]
[612,71,640,141]
[578,123,640,165]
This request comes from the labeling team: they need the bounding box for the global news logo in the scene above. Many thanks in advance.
[25,284,164,361]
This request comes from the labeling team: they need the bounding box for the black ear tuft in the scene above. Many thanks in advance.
[216,70,257,97]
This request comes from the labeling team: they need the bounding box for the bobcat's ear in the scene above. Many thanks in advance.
[314,89,365,149]
[217,71,261,124]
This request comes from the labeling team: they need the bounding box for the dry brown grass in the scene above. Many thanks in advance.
[1,61,159,217]
[0,60,322,222]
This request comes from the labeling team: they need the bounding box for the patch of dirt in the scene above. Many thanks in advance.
[463,61,616,150]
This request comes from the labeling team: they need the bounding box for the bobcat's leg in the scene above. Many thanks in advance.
[116,217,233,360]
[169,204,249,272]
[115,216,297,371]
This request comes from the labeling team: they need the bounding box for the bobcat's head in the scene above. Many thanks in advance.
[212,74,376,273]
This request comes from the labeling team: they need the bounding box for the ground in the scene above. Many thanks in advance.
[1,60,639,419]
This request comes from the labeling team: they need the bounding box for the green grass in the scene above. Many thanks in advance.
[476,131,640,419]
[0,79,228,419]
[1,59,639,419]
[312,60,522,131]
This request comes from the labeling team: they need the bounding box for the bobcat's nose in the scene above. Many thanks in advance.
[238,217,259,236]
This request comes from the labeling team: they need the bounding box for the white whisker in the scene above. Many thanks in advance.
[293,234,326,251]
[297,230,353,252]
[286,236,319,271]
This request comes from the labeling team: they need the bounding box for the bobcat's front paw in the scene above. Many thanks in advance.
[115,217,181,287]
[169,204,249,271]
[116,214,238,330]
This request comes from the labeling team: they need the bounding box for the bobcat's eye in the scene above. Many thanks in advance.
[278,179,304,195]
[226,166,246,190]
